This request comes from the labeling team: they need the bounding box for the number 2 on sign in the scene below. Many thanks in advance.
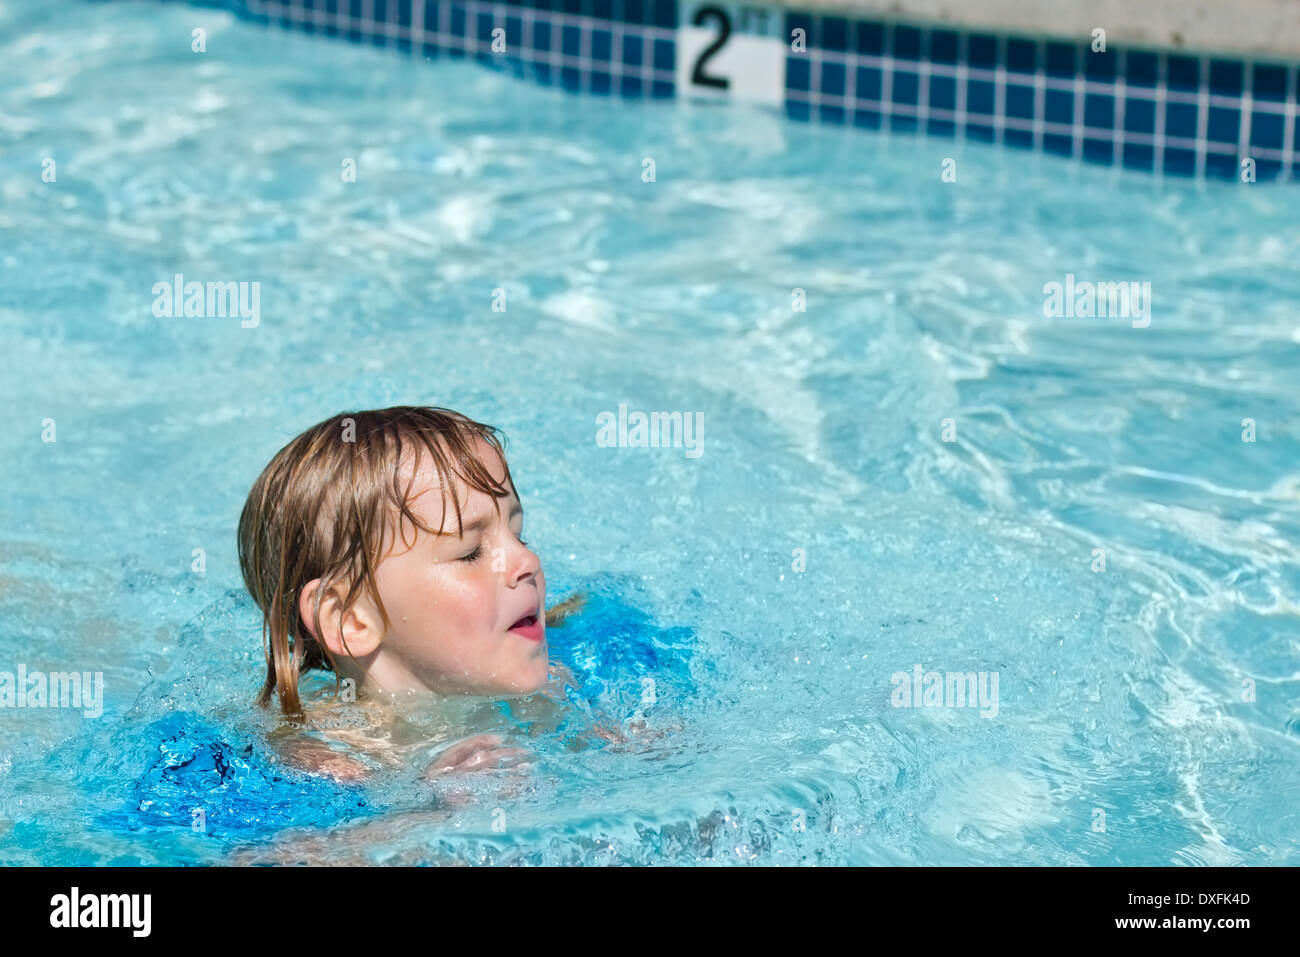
[677,1,786,105]
[691,6,731,89]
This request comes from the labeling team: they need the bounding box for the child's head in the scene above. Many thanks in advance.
[238,406,548,718]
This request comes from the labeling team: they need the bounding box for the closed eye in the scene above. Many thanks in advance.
[459,544,483,563]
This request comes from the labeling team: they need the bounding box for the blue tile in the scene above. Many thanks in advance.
[855,22,885,56]
[894,25,921,60]
[477,11,494,44]
[449,6,465,37]
[1253,63,1288,101]
[533,21,551,51]
[1084,50,1117,80]
[1043,132,1073,157]
[591,70,612,94]
[1255,158,1282,179]
[506,15,522,49]
[856,65,883,101]
[968,34,997,68]
[893,69,919,105]
[653,38,672,71]
[1124,97,1156,134]
[533,62,552,84]
[623,0,644,23]
[931,75,957,111]
[929,118,956,138]
[1006,38,1036,75]
[1083,138,1112,163]
[560,65,581,90]
[1251,111,1284,150]
[820,103,847,124]
[651,79,672,97]
[1163,147,1196,175]
[820,16,849,52]
[787,101,812,122]
[622,33,642,66]
[1166,56,1199,92]
[652,0,674,29]
[620,75,642,96]
[853,108,882,129]
[1205,152,1237,178]
[890,115,919,134]
[1122,143,1155,172]
[822,61,846,96]
[966,122,995,141]
[1045,41,1075,77]
[967,78,994,115]
[1126,50,1158,87]
[1045,89,1073,124]
[930,30,959,64]
[1206,106,1240,144]
[1165,102,1198,139]
[788,57,810,91]
[562,25,580,57]
[562,0,581,17]
[1005,128,1031,148]
[591,0,612,20]
[1006,83,1034,119]
[1208,60,1243,96]
[1084,93,1114,129]
[592,28,611,61]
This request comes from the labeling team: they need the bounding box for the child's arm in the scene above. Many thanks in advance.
[423,733,533,780]
[276,736,371,783]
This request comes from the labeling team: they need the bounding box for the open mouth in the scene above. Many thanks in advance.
[508,613,544,642]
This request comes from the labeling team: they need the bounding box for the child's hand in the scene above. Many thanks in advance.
[423,733,534,781]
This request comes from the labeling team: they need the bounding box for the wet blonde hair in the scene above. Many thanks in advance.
[237,406,583,719]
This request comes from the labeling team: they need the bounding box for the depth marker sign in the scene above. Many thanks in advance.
[677,2,787,106]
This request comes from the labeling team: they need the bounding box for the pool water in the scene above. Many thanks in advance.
[3,0,1299,865]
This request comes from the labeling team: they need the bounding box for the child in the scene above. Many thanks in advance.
[237,405,593,783]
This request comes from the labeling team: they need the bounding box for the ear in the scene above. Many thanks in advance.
[297,578,384,660]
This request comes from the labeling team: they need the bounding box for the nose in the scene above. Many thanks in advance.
[508,537,542,586]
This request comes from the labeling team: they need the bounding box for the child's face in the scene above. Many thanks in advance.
[358,437,549,698]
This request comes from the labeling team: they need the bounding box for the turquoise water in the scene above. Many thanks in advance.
[2,0,1299,865]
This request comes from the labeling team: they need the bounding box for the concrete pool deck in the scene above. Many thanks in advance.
[781,0,1300,58]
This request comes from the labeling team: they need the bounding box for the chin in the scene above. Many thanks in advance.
[498,662,550,696]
